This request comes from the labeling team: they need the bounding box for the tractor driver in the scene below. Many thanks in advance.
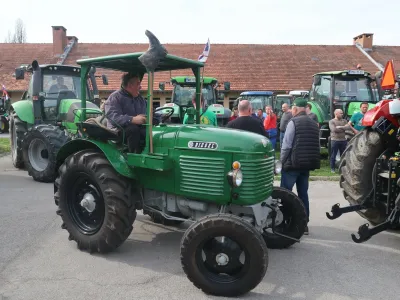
[104,72,147,153]
[48,76,69,94]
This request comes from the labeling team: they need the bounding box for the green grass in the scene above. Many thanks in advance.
[275,147,337,178]
[0,138,11,155]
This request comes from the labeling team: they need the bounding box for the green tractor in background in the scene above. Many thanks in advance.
[0,96,10,133]
[53,30,308,297]
[307,69,379,159]
[161,76,232,126]
[9,61,107,182]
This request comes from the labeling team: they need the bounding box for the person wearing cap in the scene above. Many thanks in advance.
[280,97,320,235]
[105,72,148,153]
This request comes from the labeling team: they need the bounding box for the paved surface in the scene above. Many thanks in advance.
[0,133,10,139]
[0,154,399,300]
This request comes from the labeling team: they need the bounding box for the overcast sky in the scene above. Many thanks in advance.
[1,0,399,45]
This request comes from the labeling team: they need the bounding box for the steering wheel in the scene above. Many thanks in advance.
[153,106,175,123]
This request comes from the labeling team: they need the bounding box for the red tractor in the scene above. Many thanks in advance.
[326,60,400,243]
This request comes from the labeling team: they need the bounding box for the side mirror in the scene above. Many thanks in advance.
[15,68,25,80]
[159,82,165,91]
[224,81,230,91]
[313,75,321,86]
[90,66,96,74]
[102,74,108,85]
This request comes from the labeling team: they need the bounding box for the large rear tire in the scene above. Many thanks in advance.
[339,129,386,224]
[22,124,69,182]
[55,150,136,253]
[9,113,27,169]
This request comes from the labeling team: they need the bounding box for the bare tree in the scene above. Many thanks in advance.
[4,19,27,43]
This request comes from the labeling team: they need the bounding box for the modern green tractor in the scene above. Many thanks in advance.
[53,30,308,297]
[307,69,380,160]
[10,61,107,182]
[161,76,231,126]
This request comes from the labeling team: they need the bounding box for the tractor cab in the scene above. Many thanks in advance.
[14,64,108,127]
[162,76,231,126]
[234,91,274,118]
[308,69,378,147]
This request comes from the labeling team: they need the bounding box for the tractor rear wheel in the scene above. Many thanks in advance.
[0,115,9,133]
[339,129,387,224]
[55,150,136,253]
[22,124,69,182]
[9,113,27,169]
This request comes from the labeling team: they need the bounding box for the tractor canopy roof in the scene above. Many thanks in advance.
[313,69,371,77]
[171,76,217,85]
[76,52,204,74]
[240,91,274,96]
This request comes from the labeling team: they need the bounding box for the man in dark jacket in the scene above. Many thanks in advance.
[104,72,147,153]
[280,97,320,235]
[226,100,267,137]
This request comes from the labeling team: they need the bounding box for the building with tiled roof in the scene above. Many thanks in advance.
[1,26,400,109]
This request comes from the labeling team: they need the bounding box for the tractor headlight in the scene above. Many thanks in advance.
[274,159,282,175]
[227,161,243,187]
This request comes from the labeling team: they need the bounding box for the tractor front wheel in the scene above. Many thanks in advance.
[180,213,268,297]
[22,124,69,182]
[339,129,387,224]
[262,187,308,249]
[55,150,136,253]
[9,113,27,169]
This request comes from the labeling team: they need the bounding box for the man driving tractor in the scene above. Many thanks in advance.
[104,72,147,153]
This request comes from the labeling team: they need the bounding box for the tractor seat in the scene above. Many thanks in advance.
[80,116,120,142]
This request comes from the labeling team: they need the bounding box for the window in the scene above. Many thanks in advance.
[229,98,238,109]
[312,75,332,121]
[172,84,216,106]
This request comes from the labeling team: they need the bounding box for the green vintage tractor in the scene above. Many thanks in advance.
[53,30,308,297]
[161,76,231,126]
[10,61,106,182]
[307,69,380,161]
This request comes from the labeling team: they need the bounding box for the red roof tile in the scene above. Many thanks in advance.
[2,42,400,93]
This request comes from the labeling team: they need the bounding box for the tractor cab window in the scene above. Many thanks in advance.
[172,84,215,106]
[41,74,81,120]
[333,77,375,103]
[245,95,273,111]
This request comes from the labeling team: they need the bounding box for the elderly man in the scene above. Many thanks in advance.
[280,97,320,235]
[104,72,147,153]
[226,100,267,136]
[329,108,351,172]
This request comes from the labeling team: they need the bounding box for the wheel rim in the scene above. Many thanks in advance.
[264,196,297,235]
[195,235,249,284]
[28,138,49,171]
[67,173,105,235]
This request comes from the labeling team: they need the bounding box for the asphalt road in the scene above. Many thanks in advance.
[0,133,10,139]
[0,154,400,300]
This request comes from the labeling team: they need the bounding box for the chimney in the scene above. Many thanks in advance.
[353,33,374,51]
[52,26,67,56]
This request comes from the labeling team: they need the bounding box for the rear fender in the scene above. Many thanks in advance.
[56,139,136,179]
[11,101,34,124]
[362,100,399,127]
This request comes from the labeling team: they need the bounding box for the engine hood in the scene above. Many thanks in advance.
[161,124,273,154]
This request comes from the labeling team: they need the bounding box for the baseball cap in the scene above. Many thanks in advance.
[293,97,308,107]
